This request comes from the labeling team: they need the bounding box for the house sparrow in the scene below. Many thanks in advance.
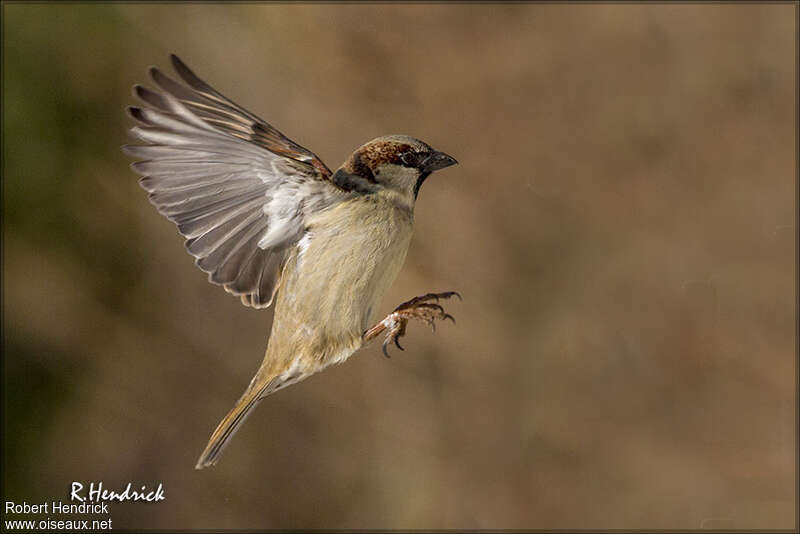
[123,55,460,469]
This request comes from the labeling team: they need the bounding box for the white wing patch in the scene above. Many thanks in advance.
[297,231,313,263]
[257,186,305,250]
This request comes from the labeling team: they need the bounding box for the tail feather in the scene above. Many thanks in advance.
[195,365,312,469]
[195,377,275,470]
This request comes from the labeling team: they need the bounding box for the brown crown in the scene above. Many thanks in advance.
[341,140,414,182]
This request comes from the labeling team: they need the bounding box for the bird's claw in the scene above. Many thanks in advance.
[366,291,461,358]
[393,291,462,312]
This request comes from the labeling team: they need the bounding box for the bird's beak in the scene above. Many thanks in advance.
[422,150,458,172]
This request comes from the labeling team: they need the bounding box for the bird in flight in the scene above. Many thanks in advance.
[124,55,460,469]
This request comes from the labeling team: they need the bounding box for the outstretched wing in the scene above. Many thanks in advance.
[124,54,344,308]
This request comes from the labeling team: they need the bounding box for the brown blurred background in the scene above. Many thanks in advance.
[2,3,796,530]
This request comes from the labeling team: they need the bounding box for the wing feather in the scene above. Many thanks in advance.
[124,54,344,308]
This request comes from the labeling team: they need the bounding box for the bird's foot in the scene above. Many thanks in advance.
[363,291,461,358]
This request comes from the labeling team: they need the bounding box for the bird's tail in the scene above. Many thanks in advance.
[195,376,275,470]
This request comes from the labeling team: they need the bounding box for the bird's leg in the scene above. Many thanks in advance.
[363,291,461,358]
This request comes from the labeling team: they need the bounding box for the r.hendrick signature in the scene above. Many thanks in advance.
[70,482,165,503]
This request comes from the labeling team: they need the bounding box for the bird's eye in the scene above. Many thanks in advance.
[400,152,417,167]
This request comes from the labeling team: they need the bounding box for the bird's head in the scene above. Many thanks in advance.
[336,135,457,207]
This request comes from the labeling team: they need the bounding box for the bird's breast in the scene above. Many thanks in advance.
[268,196,414,367]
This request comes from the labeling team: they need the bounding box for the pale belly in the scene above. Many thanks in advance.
[264,197,413,373]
